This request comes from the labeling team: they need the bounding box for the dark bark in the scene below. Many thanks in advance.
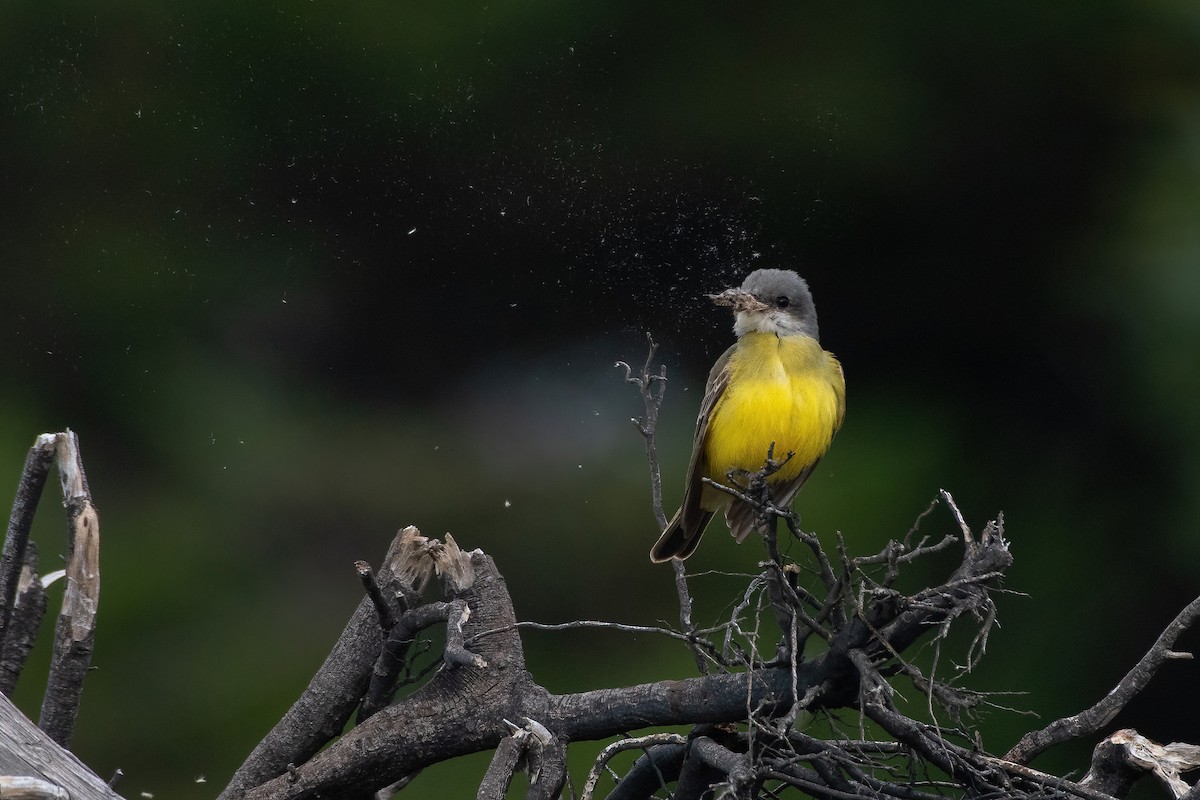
[477,736,524,800]
[5,430,1195,800]
[0,543,48,695]
[228,517,1015,799]
[241,548,531,799]
[217,528,425,800]
[39,493,100,748]
[607,744,686,800]
[0,431,118,797]
[0,435,56,650]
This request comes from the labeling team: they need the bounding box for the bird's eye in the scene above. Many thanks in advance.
[776,295,790,308]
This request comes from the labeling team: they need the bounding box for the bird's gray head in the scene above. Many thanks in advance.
[710,268,820,339]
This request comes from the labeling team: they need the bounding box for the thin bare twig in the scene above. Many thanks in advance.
[467,619,728,666]
[580,733,687,800]
[355,561,397,631]
[614,332,668,531]
[618,334,708,674]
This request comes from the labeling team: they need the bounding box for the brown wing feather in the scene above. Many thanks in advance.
[648,345,735,562]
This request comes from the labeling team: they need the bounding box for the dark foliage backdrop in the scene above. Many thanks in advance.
[2,2,1198,797]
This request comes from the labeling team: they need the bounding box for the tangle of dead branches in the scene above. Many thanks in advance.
[1,347,1197,800]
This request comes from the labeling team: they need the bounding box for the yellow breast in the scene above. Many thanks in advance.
[703,332,844,487]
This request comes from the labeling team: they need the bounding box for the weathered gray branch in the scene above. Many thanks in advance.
[0,543,48,695]
[217,527,428,800]
[0,434,56,652]
[39,431,101,748]
[1007,594,1200,765]
[0,691,125,800]
[225,514,1012,799]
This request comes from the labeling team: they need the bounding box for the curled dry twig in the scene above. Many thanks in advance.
[617,333,708,675]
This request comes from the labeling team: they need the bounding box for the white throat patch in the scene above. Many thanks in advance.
[734,309,811,338]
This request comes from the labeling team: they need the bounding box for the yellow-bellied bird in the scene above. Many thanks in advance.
[650,269,845,562]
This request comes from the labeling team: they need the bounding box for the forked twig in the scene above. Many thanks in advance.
[615,332,668,530]
[617,333,707,673]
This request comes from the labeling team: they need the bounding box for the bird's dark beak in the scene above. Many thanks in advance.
[708,288,770,314]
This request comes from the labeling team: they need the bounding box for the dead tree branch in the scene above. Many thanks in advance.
[218,526,433,799]
[1007,594,1200,765]
[223,503,1016,799]
[0,692,125,800]
[615,332,668,531]
[0,431,116,797]
[39,430,101,748]
[618,334,707,675]
[0,434,56,650]
[0,542,48,695]
[7,429,1189,800]
[1081,729,1200,799]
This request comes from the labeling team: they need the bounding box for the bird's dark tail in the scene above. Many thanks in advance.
[649,508,715,563]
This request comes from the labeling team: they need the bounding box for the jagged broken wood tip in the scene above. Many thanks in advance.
[433,533,475,594]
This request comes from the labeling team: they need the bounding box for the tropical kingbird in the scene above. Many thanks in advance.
[650,268,845,562]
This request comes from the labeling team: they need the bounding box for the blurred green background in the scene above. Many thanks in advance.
[2,1,1199,797]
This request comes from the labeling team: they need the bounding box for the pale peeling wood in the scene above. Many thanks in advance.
[0,775,71,799]
[1083,729,1200,799]
[0,692,125,800]
[38,431,101,748]
[61,503,100,643]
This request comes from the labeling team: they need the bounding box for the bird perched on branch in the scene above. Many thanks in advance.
[650,268,845,562]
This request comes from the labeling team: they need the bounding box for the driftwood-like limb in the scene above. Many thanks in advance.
[0,544,48,695]
[477,734,524,800]
[444,600,486,668]
[372,772,419,799]
[674,739,732,800]
[239,549,532,800]
[224,498,1188,799]
[0,775,71,799]
[0,434,57,649]
[231,519,1012,799]
[0,691,125,800]
[477,718,564,800]
[1007,594,1200,765]
[217,527,427,800]
[38,431,100,748]
[1081,730,1200,799]
[524,728,566,800]
[688,735,753,794]
[358,533,487,718]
